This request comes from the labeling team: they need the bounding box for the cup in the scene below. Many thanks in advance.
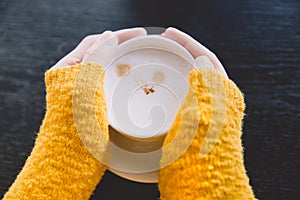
[103,33,194,183]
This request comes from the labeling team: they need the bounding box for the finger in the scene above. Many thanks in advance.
[115,27,147,44]
[162,27,210,57]
[51,34,101,69]
[51,28,147,70]
[195,55,228,78]
[84,31,115,57]
[83,28,147,67]
[62,27,146,61]
[195,56,215,70]
[86,28,147,55]
[83,34,118,67]
[68,34,101,60]
[162,27,228,78]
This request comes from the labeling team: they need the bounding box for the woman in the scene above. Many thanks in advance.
[3,27,257,199]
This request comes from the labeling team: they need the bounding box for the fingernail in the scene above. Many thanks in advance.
[126,27,147,35]
[103,30,113,34]
[99,31,114,41]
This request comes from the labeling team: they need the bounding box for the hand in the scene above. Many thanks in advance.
[51,27,147,70]
[161,27,228,78]
[3,28,148,200]
[158,28,256,200]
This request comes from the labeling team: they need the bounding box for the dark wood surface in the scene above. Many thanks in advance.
[0,0,299,199]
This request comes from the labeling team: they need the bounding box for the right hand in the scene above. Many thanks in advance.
[158,28,256,200]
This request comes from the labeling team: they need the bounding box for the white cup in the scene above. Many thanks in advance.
[103,35,194,183]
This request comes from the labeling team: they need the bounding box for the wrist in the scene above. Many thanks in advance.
[41,62,109,151]
[44,64,82,113]
[159,68,255,199]
[189,68,245,115]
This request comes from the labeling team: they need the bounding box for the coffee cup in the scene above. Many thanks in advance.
[103,34,194,183]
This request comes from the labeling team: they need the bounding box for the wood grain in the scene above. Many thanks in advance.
[0,0,299,199]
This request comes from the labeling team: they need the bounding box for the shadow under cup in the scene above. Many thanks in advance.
[104,32,194,183]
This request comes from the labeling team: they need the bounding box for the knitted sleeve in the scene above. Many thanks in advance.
[158,69,257,200]
[3,63,108,200]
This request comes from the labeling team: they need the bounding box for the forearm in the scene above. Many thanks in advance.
[3,63,108,200]
[159,69,256,200]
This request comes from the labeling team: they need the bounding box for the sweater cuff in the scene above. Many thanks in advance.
[189,68,245,116]
[45,64,82,95]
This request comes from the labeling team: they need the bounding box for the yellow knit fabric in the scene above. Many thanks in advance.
[158,69,257,200]
[3,63,108,200]
[3,63,256,200]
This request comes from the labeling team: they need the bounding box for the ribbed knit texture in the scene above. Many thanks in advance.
[3,63,108,200]
[3,64,256,200]
[158,69,257,200]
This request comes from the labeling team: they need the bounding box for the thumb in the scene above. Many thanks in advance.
[83,32,118,68]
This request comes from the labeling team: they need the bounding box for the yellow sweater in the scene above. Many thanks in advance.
[3,63,256,199]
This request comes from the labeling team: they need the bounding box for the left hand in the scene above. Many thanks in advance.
[51,27,147,70]
[2,28,148,200]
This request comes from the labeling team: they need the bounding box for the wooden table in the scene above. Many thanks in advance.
[0,0,299,199]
